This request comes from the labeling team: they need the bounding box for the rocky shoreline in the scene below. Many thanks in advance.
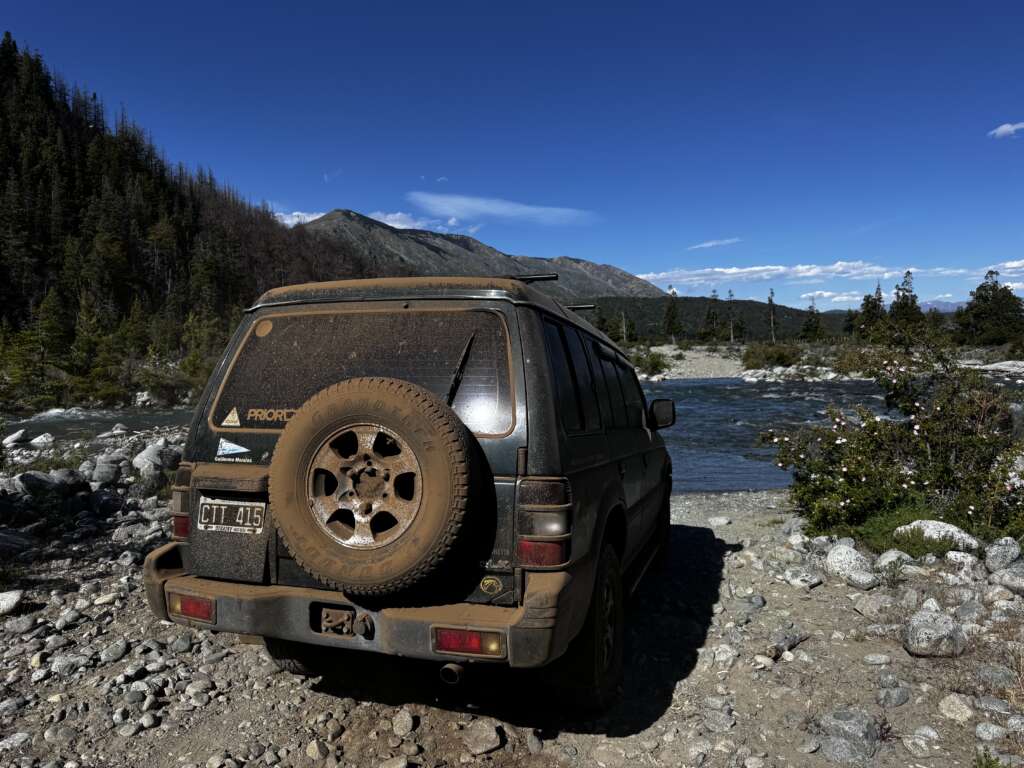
[1,431,1023,767]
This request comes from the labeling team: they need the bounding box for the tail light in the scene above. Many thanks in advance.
[170,464,192,541]
[516,539,569,566]
[171,514,191,540]
[433,627,505,657]
[516,477,572,567]
[167,592,215,623]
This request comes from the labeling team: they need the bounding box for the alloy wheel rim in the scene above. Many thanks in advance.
[306,423,423,550]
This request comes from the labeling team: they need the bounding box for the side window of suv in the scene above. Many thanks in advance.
[595,344,628,428]
[615,359,646,427]
[543,320,583,432]
[564,329,601,432]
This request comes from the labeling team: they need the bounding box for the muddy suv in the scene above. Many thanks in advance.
[144,276,675,707]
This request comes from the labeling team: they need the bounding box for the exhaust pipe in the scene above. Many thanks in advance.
[439,663,463,685]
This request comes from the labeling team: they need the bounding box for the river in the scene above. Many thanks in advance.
[3,378,885,494]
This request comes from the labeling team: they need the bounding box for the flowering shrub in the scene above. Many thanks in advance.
[770,344,1024,545]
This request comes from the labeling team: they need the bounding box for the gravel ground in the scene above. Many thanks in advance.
[2,431,1024,768]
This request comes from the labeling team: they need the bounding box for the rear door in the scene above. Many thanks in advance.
[591,344,648,562]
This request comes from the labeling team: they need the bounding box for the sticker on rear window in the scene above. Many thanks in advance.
[221,407,240,427]
[215,438,252,463]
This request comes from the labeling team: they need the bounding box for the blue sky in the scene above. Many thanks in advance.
[8,1,1024,307]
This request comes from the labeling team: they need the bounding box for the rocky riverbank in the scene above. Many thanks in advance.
[637,345,862,384]
[1,431,1023,767]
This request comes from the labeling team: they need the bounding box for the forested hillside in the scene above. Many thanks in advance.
[0,32,363,408]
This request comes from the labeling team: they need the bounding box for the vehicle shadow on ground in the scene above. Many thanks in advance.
[313,523,736,737]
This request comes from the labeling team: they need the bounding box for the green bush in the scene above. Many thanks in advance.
[769,343,1024,543]
[742,342,802,369]
[632,348,669,376]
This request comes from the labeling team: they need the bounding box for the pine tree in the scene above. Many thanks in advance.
[662,297,682,341]
[955,271,1024,345]
[767,289,777,344]
[856,283,888,342]
[889,270,924,332]
[799,299,823,341]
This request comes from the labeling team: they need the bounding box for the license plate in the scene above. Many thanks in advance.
[197,496,266,535]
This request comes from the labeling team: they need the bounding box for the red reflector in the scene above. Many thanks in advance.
[435,628,482,654]
[171,515,191,540]
[168,592,215,622]
[433,628,505,656]
[516,539,568,566]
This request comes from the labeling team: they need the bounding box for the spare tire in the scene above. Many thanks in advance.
[269,377,472,595]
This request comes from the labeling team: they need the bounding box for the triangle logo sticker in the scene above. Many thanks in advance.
[216,438,250,457]
[221,407,240,427]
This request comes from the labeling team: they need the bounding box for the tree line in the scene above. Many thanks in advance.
[0,32,365,408]
[592,270,1024,349]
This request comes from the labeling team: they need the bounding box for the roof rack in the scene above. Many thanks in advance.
[502,273,559,283]
[565,303,596,311]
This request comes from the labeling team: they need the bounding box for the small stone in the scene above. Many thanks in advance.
[703,710,736,732]
[783,568,823,589]
[976,722,1008,742]
[461,720,501,756]
[845,570,879,590]
[306,739,330,760]
[817,708,880,760]
[796,738,820,754]
[902,610,967,657]
[0,732,30,751]
[877,686,910,707]
[854,593,895,620]
[0,590,24,616]
[708,516,731,527]
[875,549,912,570]
[140,713,159,729]
[392,708,415,738]
[938,693,973,723]
[863,654,891,665]
[826,545,872,579]
[377,758,408,768]
[100,639,129,664]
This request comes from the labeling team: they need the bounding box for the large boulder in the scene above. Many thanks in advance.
[826,544,872,579]
[902,609,967,657]
[893,520,978,551]
[985,537,1021,573]
[991,559,1024,596]
[28,433,54,448]
[2,429,26,447]
[132,439,181,474]
[816,708,880,763]
[13,471,61,498]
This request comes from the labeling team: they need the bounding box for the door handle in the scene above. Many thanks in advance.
[618,462,626,478]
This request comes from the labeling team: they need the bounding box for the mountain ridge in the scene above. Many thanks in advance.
[299,209,663,300]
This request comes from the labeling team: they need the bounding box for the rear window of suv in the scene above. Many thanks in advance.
[210,309,513,435]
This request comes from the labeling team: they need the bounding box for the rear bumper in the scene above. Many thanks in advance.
[143,542,591,668]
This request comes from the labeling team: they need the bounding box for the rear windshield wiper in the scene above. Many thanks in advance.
[446,332,476,406]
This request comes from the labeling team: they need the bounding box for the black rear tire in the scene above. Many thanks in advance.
[263,637,323,677]
[551,542,625,711]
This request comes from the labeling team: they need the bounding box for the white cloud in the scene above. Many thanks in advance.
[639,260,967,287]
[436,176,449,182]
[687,237,742,251]
[932,293,954,300]
[1007,282,1024,291]
[989,122,1024,139]
[800,290,863,303]
[407,191,595,225]
[368,211,438,230]
[467,224,483,235]
[274,211,325,227]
